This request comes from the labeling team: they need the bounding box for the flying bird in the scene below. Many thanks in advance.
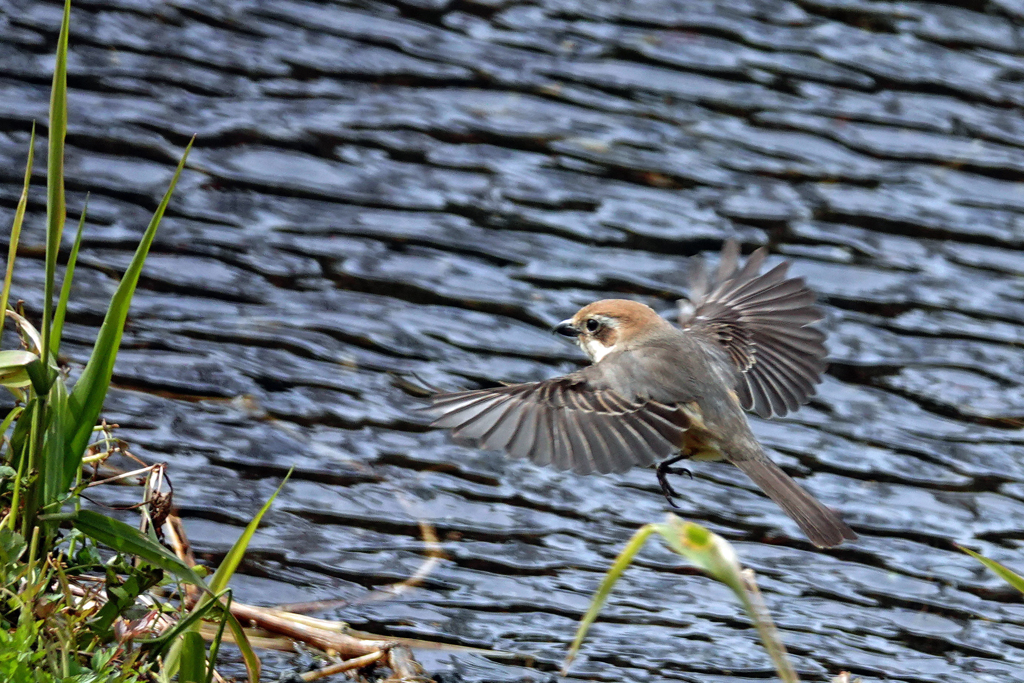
[426,241,855,547]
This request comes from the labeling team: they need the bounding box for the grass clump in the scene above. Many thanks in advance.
[0,2,263,681]
[0,5,440,682]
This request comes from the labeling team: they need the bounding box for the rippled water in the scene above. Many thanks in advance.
[4,0,1024,680]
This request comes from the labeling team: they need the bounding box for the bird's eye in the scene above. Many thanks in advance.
[585,318,600,333]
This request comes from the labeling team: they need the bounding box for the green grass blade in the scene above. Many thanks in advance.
[5,397,35,535]
[163,472,288,682]
[23,358,50,397]
[178,631,206,683]
[204,590,231,683]
[39,377,68,530]
[0,351,39,389]
[138,591,223,654]
[564,516,798,683]
[41,0,71,373]
[51,195,87,358]
[1,123,35,343]
[222,610,260,683]
[65,137,194,472]
[654,516,745,595]
[0,404,24,440]
[48,374,87,510]
[562,523,657,674]
[959,545,1024,594]
[72,509,206,589]
[0,406,26,532]
[209,468,291,595]
[6,310,43,357]
[160,603,261,683]
[655,516,797,683]
[161,591,258,683]
[23,393,46,537]
[737,567,798,683]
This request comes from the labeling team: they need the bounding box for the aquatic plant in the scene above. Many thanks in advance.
[564,514,798,682]
[959,544,1024,594]
[0,5,445,681]
[0,2,261,680]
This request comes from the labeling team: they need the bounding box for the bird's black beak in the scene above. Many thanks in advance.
[553,319,580,338]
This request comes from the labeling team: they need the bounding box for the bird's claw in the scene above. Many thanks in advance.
[667,466,693,480]
[656,460,693,509]
[660,486,681,509]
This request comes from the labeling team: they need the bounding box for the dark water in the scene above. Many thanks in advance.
[4,0,1024,680]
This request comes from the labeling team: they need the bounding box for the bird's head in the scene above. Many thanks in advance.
[553,299,670,362]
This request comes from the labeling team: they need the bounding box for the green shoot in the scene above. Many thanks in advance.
[564,514,798,683]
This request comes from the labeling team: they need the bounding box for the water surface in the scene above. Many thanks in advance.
[3,0,1024,680]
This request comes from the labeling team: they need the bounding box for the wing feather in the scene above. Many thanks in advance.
[449,390,527,442]
[581,411,616,474]
[531,401,555,467]
[426,369,688,474]
[682,241,827,418]
[563,410,598,474]
[506,401,540,460]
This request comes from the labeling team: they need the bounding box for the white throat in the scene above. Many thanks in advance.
[580,337,614,363]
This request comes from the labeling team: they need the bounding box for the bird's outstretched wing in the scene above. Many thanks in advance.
[681,241,827,418]
[426,370,694,475]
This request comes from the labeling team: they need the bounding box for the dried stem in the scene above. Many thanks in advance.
[299,650,386,682]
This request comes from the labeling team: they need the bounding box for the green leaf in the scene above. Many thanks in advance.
[179,631,207,683]
[91,646,117,673]
[65,137,194,479]
[222,610,261,683]
[8,397,34,468]
[72,509,206,589]
[143,591,249,683]
[654,516,745,596]
[163,471,289,683]
[959,544,1024,594]
[89,563,163,640]
[0,527,26,571]
[23,358,51,397]
[138,590,223,656]
[5,310,43,358]
[2,400,33,534]
[51,195,88,357]
[38,375,69,535]
[563,523,657,674]
[193,472,290,683]
[0,405,24,442]
[209,468,292,595]
[41,0,71,374]
[22,395,47,537]
[1,123,34,344]
[655,516,797,683]
[563,515,799,683]
[0,351,39,389]
[50,376,79,494]
[204,591,232,683]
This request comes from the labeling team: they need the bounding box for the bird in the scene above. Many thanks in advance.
[425,241,856,548]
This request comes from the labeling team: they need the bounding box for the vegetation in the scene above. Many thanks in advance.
[959,544,1024,594]
[0,2,266,680]
[563,514,799,682]
[0,5,447,681]
[9,3,998,683]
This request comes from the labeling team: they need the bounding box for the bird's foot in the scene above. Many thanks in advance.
[656,462,693,509]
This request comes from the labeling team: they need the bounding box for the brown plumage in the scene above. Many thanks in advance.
[426,242,855,548]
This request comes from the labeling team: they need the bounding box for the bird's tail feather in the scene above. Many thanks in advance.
[733,458,856,548]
